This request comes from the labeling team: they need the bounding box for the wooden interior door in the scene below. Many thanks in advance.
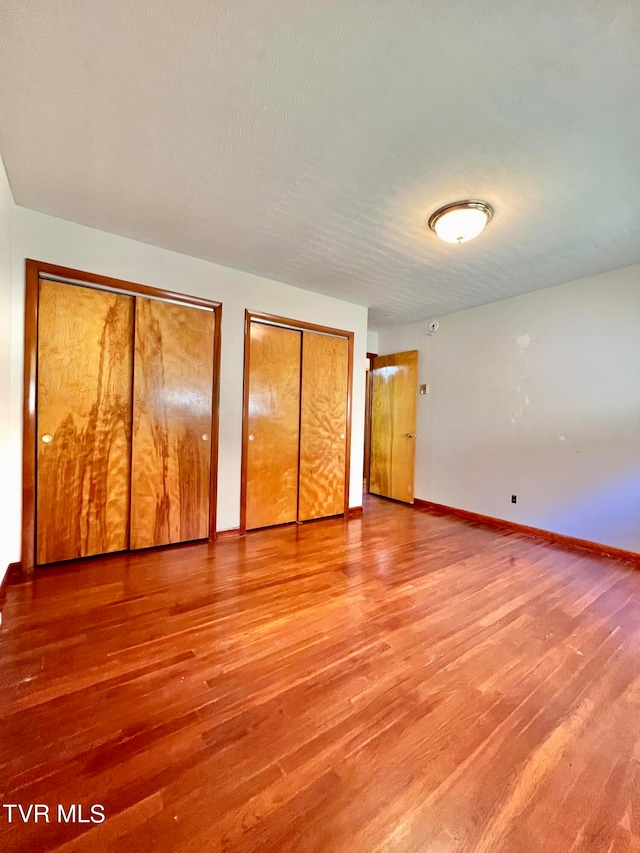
[246,322,301,530]
[130,298,215,549]
[299,331,349,521]
[36,280,134,564]
[370,350,418,504]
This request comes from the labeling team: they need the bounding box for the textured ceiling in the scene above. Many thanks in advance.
[1,0,640,328]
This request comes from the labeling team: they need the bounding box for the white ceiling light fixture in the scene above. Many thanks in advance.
[428,200,494,244]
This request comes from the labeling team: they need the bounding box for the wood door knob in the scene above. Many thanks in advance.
[41,434,53,444]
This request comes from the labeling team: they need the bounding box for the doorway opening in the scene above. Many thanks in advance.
[363,352,377,493]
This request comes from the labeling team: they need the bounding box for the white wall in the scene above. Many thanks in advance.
[0,157,17,580]
[10,208,368,543]
[377,264,640,553]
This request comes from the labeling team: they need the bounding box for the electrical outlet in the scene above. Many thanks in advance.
[511,495,517,504]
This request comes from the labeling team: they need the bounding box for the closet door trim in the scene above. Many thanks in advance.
[22,259,222,573]
[240,310,354,535]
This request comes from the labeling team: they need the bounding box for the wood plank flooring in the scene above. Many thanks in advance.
[2,496,640,852]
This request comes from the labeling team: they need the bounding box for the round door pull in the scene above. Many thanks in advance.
[340,433,345,439]
[248,434,255,441]
[41,434,53,444]
[201,434,209,441]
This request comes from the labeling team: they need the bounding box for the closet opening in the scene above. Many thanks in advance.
[22,259,222,573]
[240,310,354,534]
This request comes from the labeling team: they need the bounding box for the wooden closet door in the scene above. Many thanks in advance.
[36,280,134,564]
[299,332,349,521]
[370,350,418,503]
[130,298,215,549]
[246,323,301,530]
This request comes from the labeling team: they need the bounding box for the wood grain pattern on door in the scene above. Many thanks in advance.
[370,350,418,503]
[36,280,134,564]
[130,298,215,549]
[299,331,349,521]
[246,323,301,530]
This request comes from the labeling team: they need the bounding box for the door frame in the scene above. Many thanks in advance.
[240,310,355,534]
[22,259,223,573]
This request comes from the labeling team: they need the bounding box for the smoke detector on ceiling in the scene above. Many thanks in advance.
[427,320,439,335]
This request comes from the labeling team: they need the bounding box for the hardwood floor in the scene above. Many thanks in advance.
[2,496,640,852]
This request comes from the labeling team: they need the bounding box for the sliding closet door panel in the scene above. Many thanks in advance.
[36,280,134,564]
[131,298,215,549]
[246,323,301,530]
[299,332,349,521]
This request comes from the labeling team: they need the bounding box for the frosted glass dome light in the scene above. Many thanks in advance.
[428,201,494,244]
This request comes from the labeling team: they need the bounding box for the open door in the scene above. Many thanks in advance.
[370,350,418,503]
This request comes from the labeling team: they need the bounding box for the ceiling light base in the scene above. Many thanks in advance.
[428,200,494,244]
